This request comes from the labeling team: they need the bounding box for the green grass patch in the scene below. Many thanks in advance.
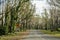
[40,30,60,37]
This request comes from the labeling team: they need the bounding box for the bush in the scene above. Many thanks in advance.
[0,27,5,35]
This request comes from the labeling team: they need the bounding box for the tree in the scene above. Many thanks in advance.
[47,0,60,31]
[0,0,35,35]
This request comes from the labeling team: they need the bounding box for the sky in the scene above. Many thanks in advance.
[0,0,6,13]
[31,0,50,16]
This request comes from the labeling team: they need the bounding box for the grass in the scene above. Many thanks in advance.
[0,30,29,40]
[40,30,60,38]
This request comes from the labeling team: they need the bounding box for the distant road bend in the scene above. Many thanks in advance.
[21,30,60,40]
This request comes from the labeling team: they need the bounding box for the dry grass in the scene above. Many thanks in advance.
[0,31,29,40]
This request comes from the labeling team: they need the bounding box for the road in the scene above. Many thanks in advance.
[21,30,60,40]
